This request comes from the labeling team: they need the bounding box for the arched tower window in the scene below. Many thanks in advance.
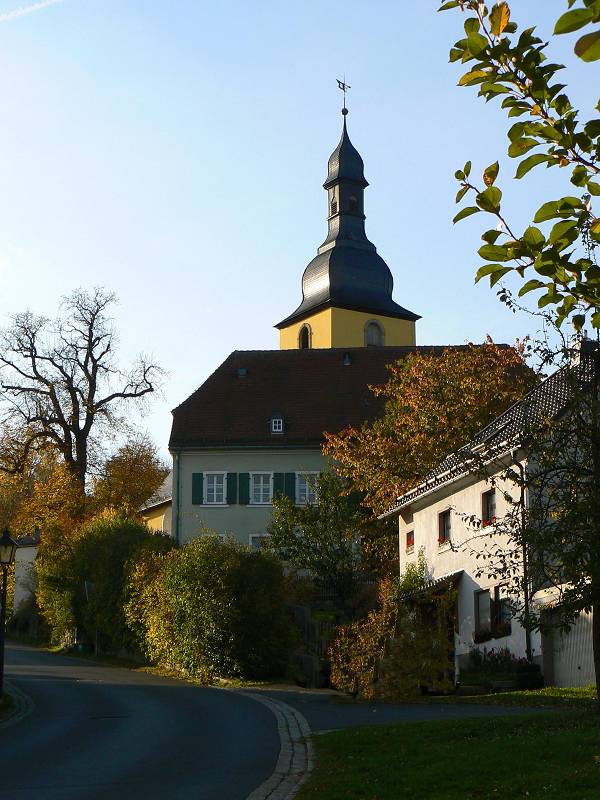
[349,194,359,214]
[330,196,338,216]
[365,320,384,347]
[299,324,311,349]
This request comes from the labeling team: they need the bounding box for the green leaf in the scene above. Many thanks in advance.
[476,186,502,212]
[482,229,502,244]
[463,160,472,178]
[459,69,487,86]
[475,263,508,283]
[571,165,588,187]
[453,206,480,223]
[483,161,499,186]
[478,244,510,262]
[592,309,600,329]
[455,169,465,180]
[467,31,489,57]
[455,185,469,203]
[438,1,460,9]
[591,217,600,242]
[508,139,539,157]
[554,8,593,34]
[533,197,582,222]
[588,181,600,196]
[518,279,546,297]
[515,154,549,179]
[523,226,545,247]
[548,219,579,244]
[572,314,586,332]
[489,267,511,287]
[575,30,600,61]
[490,2,511,36]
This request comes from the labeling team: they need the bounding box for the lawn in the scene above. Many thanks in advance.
[298,711,600,800]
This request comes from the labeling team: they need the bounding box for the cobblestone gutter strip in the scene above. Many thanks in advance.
[0,680,35,729]
[243,693,313,800]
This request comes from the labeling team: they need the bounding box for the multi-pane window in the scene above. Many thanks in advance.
[406,529,414,552]
[205,472,225,504]
[475,589,492,640]
[249,533,269,552]
[296,473,318,505]
[271,418,284,434]
[482,489,496,527]
[438,510,451,545]
[492,584,512,637]
[250,473,272,505]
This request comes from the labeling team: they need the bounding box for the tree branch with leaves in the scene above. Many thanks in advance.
[441,0,600,328]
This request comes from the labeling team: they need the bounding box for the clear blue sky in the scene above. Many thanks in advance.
[0,0,596,456]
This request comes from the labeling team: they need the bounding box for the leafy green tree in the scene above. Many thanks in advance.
[441,1,600,328]
[268,472,393,616]
[126,535,294,680]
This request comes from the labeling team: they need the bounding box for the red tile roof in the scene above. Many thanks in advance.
[169,346,472,449]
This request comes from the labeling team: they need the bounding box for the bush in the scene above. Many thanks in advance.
[126,535,295,681]
[329,553,455,699]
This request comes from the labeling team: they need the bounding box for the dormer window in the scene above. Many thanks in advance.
[271,417,284,434]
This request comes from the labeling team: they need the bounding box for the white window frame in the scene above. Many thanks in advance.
[250,472,273,505]
[204,471,227,505]
[249,533,269,552]
[271,417,284,434]
[296,472,319,505]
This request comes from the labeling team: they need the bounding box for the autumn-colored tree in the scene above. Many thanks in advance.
[324,341,536,515]
[91,436,169,516]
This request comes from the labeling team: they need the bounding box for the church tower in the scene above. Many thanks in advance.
[276,104,420,350]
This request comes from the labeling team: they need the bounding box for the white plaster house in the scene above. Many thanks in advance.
[13,531,40,612]
[384,346,597,688]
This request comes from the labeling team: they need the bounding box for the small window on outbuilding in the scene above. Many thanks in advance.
[406,529,414,552]
[482,489,496,527]
[365,321,384,347]
[299,325,311,349]
[438,510,451,545]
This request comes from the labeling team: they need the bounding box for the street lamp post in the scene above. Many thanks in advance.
[0,528,17,697]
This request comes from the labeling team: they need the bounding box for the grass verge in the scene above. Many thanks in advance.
[298,710,600,800]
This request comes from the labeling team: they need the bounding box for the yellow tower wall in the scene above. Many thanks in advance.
[279,307,416,349]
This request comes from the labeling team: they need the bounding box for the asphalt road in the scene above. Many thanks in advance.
[1,643,279,800]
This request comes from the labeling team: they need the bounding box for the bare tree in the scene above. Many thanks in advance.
[0,288,162,488]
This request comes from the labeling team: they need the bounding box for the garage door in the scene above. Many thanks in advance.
[551,611,596,687]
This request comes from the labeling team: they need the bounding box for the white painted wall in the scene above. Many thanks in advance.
[14,545,37,611]
[398,467,542,670]
[173,448,325,546]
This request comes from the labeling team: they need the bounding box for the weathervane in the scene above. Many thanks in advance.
[336,77,350,115]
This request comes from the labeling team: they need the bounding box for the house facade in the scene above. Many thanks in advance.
[169,104,425,547]
[386,351,597,687]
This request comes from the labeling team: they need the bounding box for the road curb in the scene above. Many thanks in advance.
[242,692,313,800]
[0,680,35,729]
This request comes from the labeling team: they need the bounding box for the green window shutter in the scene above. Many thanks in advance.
[239,473,250,505]
[192,473,204,505]
[226,473,238,504]
[273,472,285,497]
[284,472,296,501]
